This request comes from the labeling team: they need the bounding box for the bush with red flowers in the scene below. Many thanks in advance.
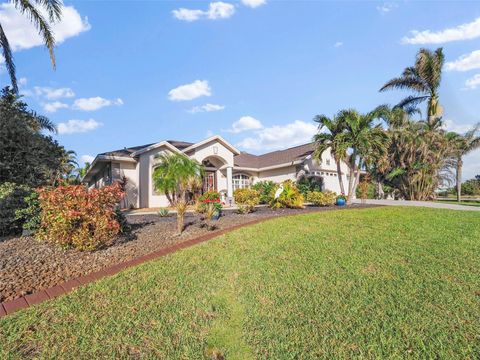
[36,183,124,251]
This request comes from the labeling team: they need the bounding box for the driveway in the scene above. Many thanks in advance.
[353,199,480,211]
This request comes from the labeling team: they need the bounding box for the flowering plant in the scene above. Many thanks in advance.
[201,198,223,212]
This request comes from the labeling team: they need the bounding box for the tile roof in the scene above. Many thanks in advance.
[234,143,315,168]
[100,140,194,157]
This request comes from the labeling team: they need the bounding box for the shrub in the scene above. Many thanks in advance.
[306,191,337,206]
[197,191,221,214]
[251,181,276,204]
[297,176,323,195]
[15,190,41,234]
[158,208,170,217]
[0,182,31,236]
[234,188,260,214]
[36,183,124,251]
[269,180,304,209]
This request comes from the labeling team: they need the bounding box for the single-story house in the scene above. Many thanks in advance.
[83,135,352,208]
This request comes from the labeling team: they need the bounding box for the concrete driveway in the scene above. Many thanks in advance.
[353,199,480,212]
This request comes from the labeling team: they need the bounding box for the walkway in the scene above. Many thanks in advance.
[353,199,480,211]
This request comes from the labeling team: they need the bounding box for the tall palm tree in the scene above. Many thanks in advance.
[338,109,389,205]
[380,48,444,129]
[153,153,204,234]
[313,114,348,195]
[1,0,62,92]
[447,124,480,203]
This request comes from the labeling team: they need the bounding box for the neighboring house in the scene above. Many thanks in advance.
[83,135,352,208]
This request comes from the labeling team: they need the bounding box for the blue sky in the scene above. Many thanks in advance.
[2,0,480,179]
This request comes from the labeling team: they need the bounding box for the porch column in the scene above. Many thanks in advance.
[226,166,233,199]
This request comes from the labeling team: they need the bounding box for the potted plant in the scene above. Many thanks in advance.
[336,194,346,206]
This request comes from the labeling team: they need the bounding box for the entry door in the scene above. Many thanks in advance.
[203,171,216,192]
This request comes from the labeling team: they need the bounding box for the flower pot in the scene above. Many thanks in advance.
[336,198,346,206]
[212,210,221,220]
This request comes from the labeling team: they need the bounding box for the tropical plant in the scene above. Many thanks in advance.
[251,180,276,204]
[36,183,124,251]
[305,190,336,206]
[446,123,480,202]
[0,87,70,188]
[15,190,41,233]
[380,48,445,129]
[0,182,31,236]
[234,188,260,214]
[1,0,62,92]
[313,114,348,195]
[158,208,170,217]
[296,175,323,195]
[269,180,304,209]
[152,153,204,234]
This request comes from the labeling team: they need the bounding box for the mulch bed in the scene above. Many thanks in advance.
[0,204,375,302]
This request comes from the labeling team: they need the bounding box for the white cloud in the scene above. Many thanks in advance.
[237,120,316,151]
[443,119,474,134]
[463,150,480,180]
[34,86,75,99]
[241,0,266,8]
[188,103,225,113]
[168,80,211,101]
[57,119,102,135]
[43,101,68,113]
[334,41,343,48]
[72,97,123,111]
[172,2,235,22]
[18,77,27,86]
[81,154,95,164]
[402,17,480,45]
[464,74,480,90]
[377,3,398,14]
[227,116,263,133]
[0,3,90,52]
[445,50,480,72]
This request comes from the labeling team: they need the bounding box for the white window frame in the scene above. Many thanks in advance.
[232,173,250,191]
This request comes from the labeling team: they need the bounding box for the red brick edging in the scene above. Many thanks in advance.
[0,205,377,318]
[0,216,274,318]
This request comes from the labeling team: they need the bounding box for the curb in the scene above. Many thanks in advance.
[0,205,376,318]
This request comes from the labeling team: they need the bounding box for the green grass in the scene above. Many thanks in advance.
[1,207,479,359]
[437,199,480,207]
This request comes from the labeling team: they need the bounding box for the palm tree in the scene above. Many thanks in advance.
[447,124,480,203]
[380,48,444,128]
[338,108,389,205]
[313,114,348,195]
[1,0,62,92]
[153,153,204,234]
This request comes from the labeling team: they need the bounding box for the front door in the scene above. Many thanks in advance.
[203,171,216,192]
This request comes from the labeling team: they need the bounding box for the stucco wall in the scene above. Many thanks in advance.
[257,166,297,183]
[119,162,139,208]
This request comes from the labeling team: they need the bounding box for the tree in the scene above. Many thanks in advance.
[380,48,444,129]
[313,114,348,195]
[339,109,389,204]
[152,153,204,234]
[0,87,69,187]
[1,0,62,92]
[447,124,480,203]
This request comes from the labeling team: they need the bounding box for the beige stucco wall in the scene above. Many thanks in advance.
[257,166,297,183]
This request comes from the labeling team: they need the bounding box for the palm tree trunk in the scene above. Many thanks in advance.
[346,163,356,205]
[336,161,345,195]
[377,181,384,199]
[456,158,462,203]
[177,212,184,234]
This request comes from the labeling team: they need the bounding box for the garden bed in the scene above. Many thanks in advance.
[0,204,374,302]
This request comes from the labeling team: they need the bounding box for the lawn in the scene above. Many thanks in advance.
[1,207,479,359]
[437,199,480,207]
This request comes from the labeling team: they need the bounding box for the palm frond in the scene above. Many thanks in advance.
[0,24,17,93]
[396,95,429,110]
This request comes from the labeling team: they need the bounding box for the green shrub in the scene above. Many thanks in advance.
[197,191,221,214]
[158,208,170,217]
[0,182,31,236]
[306,191,337,206]
[234,188,260,214]
[15,190,41,234]
[269,180,304,209]
[251,181,276,204]
[297,176,323,195]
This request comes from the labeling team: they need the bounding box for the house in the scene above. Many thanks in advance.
[83,135,351,208]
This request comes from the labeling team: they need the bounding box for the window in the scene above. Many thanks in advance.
[232,174,250,191]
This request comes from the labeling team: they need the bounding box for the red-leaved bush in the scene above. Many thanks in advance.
[37,183,124,251]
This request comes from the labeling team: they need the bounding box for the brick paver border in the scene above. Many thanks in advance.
[0,205,376,318]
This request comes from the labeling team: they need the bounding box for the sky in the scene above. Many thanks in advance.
[1,0,480,179]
